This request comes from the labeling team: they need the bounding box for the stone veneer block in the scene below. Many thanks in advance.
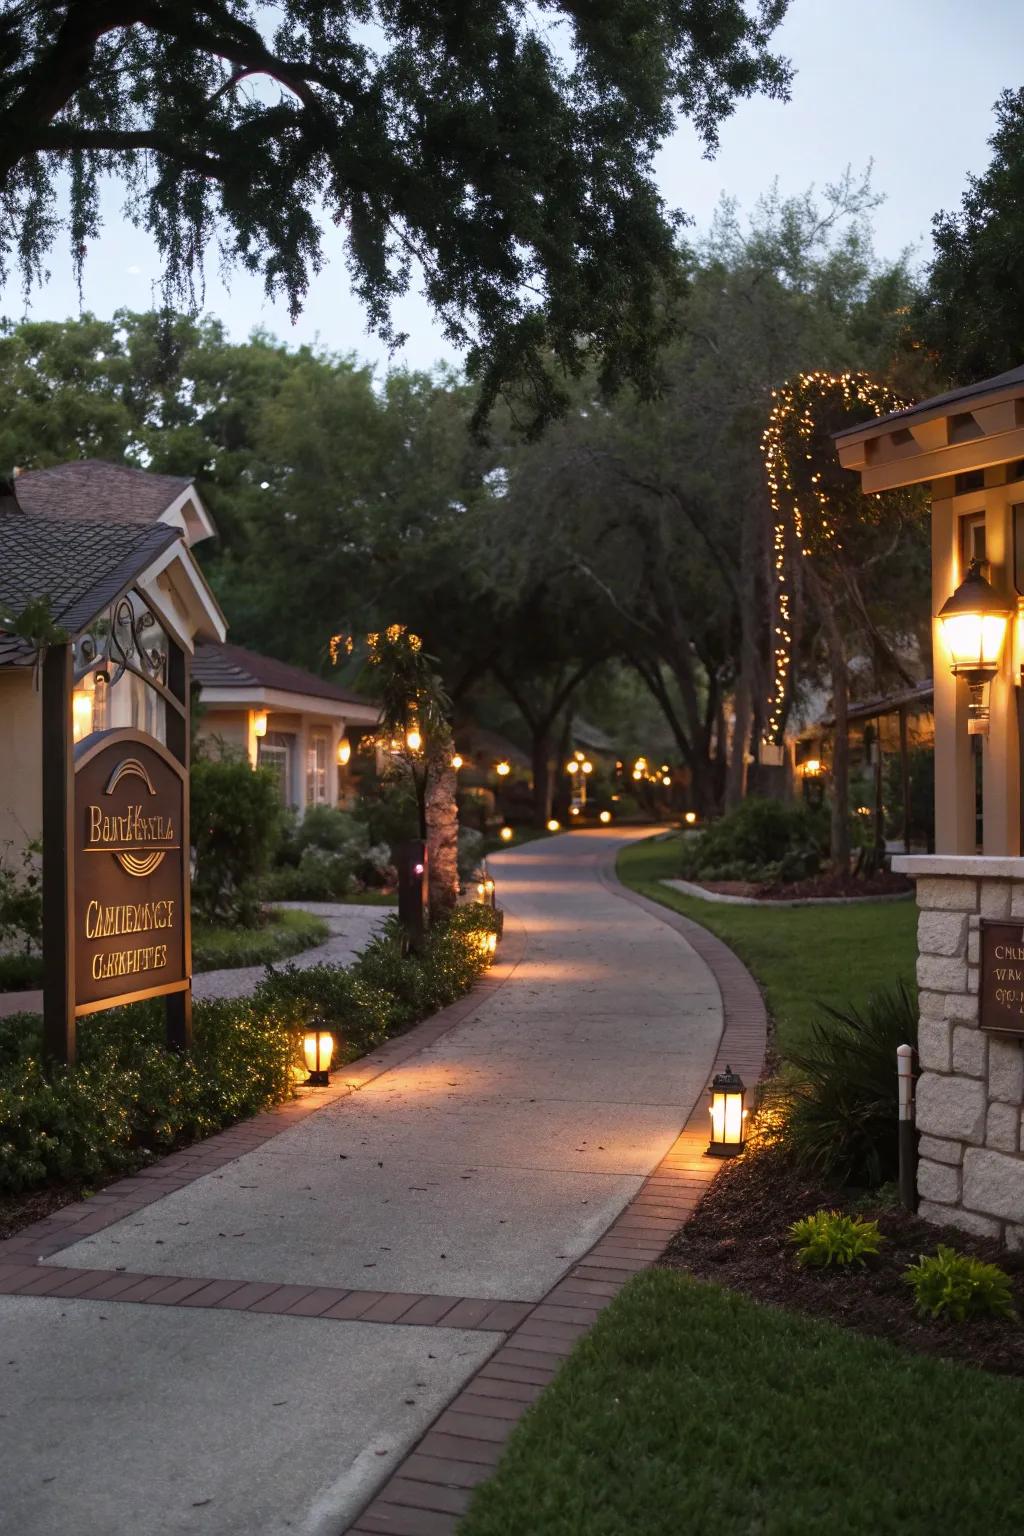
[987,1102,1019,1153]
[917,1159,961,1204]
[951,1025,987,1079]
[988,1038,1024,1105]
[980,881,1012,919]
[963,1147,1024,1222]
[916,954,967,994]
[918,1135,963,1166]
[918,990,947,1022]
[915,1072,986,1145]
[918,1200,1000,1239]
[945,993,980,1024]
[1005,1225,1024,1252]
[967,928,980,965]
[917,1018,952,1073]
[1011,883,1024,919]
[917,911,967,957]
[916,878,978,911]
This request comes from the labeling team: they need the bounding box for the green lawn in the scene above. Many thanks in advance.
[190,907,329,971]
[617,835,917,1059]
[459,1270,1024,1536]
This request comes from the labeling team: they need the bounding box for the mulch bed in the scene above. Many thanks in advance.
[0,1183,81,1242]
[663,1143,1024,1377]
[696,871,913,901]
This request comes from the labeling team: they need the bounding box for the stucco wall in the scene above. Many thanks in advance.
[0,670,42,849]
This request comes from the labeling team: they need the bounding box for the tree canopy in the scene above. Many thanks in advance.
[0,0,791,431]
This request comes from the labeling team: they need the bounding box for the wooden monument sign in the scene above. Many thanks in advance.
[74,732,188,1015]
[43,620,193,1066]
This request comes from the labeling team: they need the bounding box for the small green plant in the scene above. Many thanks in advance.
[903,1245,1016,1323]
[789,1209,883,1268]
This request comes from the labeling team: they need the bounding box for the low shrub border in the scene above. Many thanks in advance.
[190,908,329,971]
[0,905,501,1197]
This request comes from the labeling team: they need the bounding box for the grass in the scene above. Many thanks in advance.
[190,908,329,971]
[460,1270,1024,1536]
[617,834,917,1059]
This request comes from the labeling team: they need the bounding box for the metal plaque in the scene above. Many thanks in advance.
[980,920,1024,1037]
[74,730,189,1015]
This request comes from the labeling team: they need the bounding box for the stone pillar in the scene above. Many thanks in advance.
[899,855,1024,1244]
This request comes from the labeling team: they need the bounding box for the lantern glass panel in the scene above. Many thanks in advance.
[941,610,1007,671]
[303,1031,334,1075]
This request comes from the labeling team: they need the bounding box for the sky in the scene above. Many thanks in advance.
[1,0,1020,375]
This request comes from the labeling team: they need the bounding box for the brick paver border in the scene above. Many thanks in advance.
[341,846,769,1535]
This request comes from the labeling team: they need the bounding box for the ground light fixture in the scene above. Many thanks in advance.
[706,1065,748,1156]
[599,810,612,823]
[937,558,1013,736]
[684,811,697,825]
[546,818,560,832]
[500,826,514,842]
[337,737,351,766]
[253,709,268,738]
[303,1025,334,1086]
[406,725,422,752]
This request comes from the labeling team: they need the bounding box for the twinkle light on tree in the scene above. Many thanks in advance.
[759,371,913,746]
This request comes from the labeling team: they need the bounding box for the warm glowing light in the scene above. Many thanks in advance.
[801,758,822,777]
[500,825,514,842]
[566,760,579,774]
[632,769,642,781]
[495,760,511,776]
[303,1030,334,1085]
[337,737,352,766]
[546,818,561,832]
[599,810,612,823]
[72,688,94,742]
[487,932,498,954]
[253,710,268,738]
[406,726,423,752]
[662,774,671,787]
[574,750,585,761]
[684,811,697,825]
[451,753,463,770]
[569,805,580,816]
[707,1066,747,1156]
[581,760,593,774]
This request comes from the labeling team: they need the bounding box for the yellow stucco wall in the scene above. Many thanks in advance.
[0,670,42,849]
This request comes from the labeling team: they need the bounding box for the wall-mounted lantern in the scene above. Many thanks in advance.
[337,736,352,766]
[303,1025,334,1086]
[253,709,268,738]
[937,558,1013,736]
[706,1065,747,1156]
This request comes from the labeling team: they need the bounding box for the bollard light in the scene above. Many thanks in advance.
[599,809,611,823]
[706,1065,747,1156]
[938,559,1012,736]
[500,826,514,842]
[303,1026,335,1086]
[546,818,560,832]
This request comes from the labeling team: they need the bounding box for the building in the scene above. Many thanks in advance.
[0,459,380,842]
[191,642,379,811]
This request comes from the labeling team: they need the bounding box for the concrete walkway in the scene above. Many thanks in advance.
[0,830,729,1536]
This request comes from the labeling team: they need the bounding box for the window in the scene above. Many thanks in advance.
[306,732,329,805]
[259,733,293,805]
[960,511,986,570]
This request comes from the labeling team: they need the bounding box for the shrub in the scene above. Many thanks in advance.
[780,980,918,1188]
[903,1246,1015,1323]
[0,906,497,1194]
[0,838,42,953]
[191,754,283,922]
[679,797,826,883]
[191,909,328,971]
[292,805,366,856]
[789,1209,883,1268]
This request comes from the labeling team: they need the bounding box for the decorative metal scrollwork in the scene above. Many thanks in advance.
[74,589,167,691]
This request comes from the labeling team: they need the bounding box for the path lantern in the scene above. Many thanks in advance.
[546,818,560,832]
[303,1023,334,1086]
[706,1065,747,1156]
[599,810,612,823]
[937,559,1012,736]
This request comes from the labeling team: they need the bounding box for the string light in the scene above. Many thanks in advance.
[759,371,910,745]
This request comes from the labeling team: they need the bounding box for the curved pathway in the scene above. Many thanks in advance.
[0,829,765,1536]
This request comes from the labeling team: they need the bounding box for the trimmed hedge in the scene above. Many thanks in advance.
[0,905,501,1194]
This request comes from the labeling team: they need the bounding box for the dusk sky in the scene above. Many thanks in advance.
[2,0,1020,374]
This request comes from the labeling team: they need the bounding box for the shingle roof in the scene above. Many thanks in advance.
[14,460,193,526]
[0,507,180,659]
[192,641,377,708]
